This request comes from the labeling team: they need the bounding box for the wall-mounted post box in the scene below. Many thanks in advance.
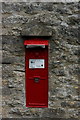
[24,38,48,108]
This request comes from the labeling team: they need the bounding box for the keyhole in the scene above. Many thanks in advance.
[34,78,40,83]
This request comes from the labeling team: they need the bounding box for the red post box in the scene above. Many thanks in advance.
[24,38,48,107]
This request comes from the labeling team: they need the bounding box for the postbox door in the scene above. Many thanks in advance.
[25,45,48,107]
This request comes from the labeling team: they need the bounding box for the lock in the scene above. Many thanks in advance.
[34,77,40,83]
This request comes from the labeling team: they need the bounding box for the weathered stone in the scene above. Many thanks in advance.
[56,7,72,15]
[42,108,66,118]
[51,67,66,76]
[21,24,52,36]
[1,118,80,120]
[66,108,79,118]
[2,57,16,64]
[2,2,80,119]
[2,86,11,95]
[61,101,80,108]
[67,15,79,25]
[2,3,29,13]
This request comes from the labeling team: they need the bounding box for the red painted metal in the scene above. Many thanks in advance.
[24,38,48,46]
[24,38,48,108]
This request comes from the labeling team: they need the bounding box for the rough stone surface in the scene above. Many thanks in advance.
[2,1,80,119]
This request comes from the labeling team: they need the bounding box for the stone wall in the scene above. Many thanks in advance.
[2,2,80,119]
